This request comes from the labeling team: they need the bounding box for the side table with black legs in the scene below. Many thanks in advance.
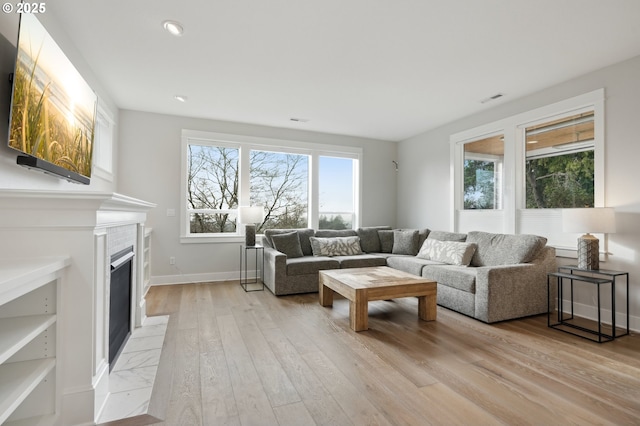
[547,266,629,343]
[239,245,264,292]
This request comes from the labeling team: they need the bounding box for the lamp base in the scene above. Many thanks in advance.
[577,233,599,270]
[245,224,256,247]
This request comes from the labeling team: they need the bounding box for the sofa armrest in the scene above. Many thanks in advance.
[474,246,556,322]
[263,246,287,293]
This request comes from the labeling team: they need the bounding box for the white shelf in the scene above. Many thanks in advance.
[0,358,56,424]
[0,257,70,307]
[0,256,68,425]
[4,413,57,426]
[0,314,56,364]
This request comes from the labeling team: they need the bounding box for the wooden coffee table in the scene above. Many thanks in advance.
[319,266,437,331]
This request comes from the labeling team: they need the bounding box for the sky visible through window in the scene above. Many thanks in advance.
[319,156,354,213]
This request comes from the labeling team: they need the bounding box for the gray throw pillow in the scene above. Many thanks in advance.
[392,229,420,255]
[271,232,304,258]
[378,230,394,253]
[357,226,391,252]
[264,228,314,255]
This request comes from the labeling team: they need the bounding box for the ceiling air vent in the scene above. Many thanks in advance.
[480,93,505,104]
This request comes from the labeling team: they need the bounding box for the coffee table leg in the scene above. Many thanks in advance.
[350,289,368,331]
[319,282,333,307]
[418,295,437,321]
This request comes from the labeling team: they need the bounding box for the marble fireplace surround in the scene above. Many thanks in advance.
[0,190,156,425]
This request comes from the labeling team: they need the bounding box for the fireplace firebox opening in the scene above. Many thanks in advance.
[109,246,134,370]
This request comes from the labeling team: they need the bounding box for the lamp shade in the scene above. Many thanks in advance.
[238,206,264,224]
[562,207,616,234]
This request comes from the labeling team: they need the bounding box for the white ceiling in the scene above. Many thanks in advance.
[50,0,640,142]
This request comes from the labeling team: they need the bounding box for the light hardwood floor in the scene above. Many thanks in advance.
[108,281,640,426]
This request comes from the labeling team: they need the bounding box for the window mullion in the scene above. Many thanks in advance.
[309,153,319,229]
[239,146,251,208]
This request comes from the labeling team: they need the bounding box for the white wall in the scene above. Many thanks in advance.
[0,12,117,193]
[397,54,640,330]
[117,110,397,283]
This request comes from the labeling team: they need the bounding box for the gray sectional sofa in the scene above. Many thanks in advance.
[261,227,556,323]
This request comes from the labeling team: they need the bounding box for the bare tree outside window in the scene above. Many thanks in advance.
[250,150,308,232]
[186,144,310,234]
[187,145,239,233]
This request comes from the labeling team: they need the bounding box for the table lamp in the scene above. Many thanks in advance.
[239,206,264,246]
[562,207,616,270]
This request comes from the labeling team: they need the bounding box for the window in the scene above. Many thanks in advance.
[318,156,356,229]
[250,150,309,231]
[181,130,362,241]
[525,112,594,208]
[186,144,239,234]
[450,89,604,250]
[463,135,504,209]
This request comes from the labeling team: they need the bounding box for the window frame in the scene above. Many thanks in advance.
[450,89,605,257]
[180,130,362,243]
[462,134,505,210]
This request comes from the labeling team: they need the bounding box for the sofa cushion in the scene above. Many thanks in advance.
[334,254,387,268]
[286,256,339,276]
[427,230,467,242]
[315,229,358,238]
[417,239,477,266]
[422,265,477,293]
[357,226,391,252]
[309,236,363,256]
[271,232,304,258]
[466,231,547,266]
[378,230,394,253]
[264,228,315,256]
[386,255,441,276]
[392,229,420,255]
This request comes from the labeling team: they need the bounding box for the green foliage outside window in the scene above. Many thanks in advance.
[525,150,594,208]
[464,160,496,209]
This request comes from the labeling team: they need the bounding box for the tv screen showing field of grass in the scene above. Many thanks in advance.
[9,14,96,178]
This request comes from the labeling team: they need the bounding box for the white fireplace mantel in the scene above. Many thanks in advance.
[0,190,156,229]
[0,189,156,425]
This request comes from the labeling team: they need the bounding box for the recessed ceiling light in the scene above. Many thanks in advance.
[527,140,539,144]
[162,20,184,36]
[290,117,310,123]
[174,95,188,102]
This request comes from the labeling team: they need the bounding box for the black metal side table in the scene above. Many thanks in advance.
[547,266,629,343]
[239,245,264,292]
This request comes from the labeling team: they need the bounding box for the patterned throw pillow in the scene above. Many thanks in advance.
[309,236,363,257]
[417,239,477,266]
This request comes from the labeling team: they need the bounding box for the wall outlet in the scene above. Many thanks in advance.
[169,256,176,265]
[166,208,176,217]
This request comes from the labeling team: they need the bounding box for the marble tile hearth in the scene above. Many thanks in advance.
[97,315,169,424]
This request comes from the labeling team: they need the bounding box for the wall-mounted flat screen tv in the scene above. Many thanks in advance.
[8,13,97,185]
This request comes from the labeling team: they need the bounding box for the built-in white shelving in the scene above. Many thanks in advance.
[0,257,69,425]
[143,228,152,293]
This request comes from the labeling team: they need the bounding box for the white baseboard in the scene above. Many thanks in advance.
[150,271,259,286]
[559,298,639,333]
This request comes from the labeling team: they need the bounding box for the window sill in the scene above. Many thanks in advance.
[180,235,246,244]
